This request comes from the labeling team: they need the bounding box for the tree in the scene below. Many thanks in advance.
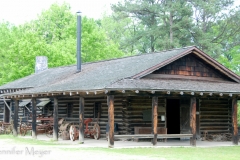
[0,2,124,85]
[187,0,240,58]
[111,0,193,53]
[218,46,240,75]
[100,14,138,55]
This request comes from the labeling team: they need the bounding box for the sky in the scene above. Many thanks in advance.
[0,0,240,25]
[0,0,120,25]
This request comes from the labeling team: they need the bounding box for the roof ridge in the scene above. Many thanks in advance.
[81,46,196,65]
[41,46,196,70]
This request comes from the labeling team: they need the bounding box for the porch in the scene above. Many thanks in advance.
[20,134,235,148]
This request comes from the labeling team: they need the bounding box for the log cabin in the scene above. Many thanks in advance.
[0,46,239,147]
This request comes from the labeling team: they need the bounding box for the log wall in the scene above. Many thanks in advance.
[4,95,234,139]
[123,97,166,134]
[199,98,232,135]
[57,96,127,138]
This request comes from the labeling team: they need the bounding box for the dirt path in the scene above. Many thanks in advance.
[0,139,162,160]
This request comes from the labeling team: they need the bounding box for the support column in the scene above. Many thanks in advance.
[79,97,84,143]
[32,98,37,139]
[108,95,114,148]
[232,98,238,145]
[190,97,196,146]
[13,99,19,137]
[53,97,58,141]
[152,96,158,146]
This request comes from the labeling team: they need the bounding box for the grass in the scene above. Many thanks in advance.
[0,134,58,145]
[1,134,240,160]
[63,146,240,160]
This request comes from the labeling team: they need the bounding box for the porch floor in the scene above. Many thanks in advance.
[21,134,236,148]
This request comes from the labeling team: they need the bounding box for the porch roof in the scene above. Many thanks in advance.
[1,46,240,97]
[106,79,240,94]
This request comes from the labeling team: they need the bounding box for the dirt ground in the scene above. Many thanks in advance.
[0,138,162,160]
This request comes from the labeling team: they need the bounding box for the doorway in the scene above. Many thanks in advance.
[166,99,180,134]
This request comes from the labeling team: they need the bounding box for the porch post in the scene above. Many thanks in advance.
[152,96,158,146]
[31,98,37,139]
[53,97,58,141]
[232,98,238,145]
[3,104,5,122]
[190,97,196,146]
[108,95,114,148]
[79,97,84,143]
[13,99,19,137]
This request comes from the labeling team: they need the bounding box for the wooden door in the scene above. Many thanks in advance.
[180,98,190,134]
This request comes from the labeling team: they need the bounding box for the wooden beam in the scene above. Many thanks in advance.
[31,98,37,139]
[13,99,19,137]
[107,95,114,148]
[190,97,196,146]
[79,97,84,143]
[232,98,238,145]
[152,96,158,146]
[53,97,58,141]
[144,73,231,83]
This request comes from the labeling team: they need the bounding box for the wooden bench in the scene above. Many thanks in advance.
[134,127,167,141]
[114,134,194,145]
[114,134,193,139]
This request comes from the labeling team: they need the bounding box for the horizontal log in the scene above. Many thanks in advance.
[114,134,193,139]
[200,111,229,114]
[200,108,229,111]
[200,130,230,133]
[200,115,230,117]
[200,122,231,125]
[200,119,230,121]
[200,126,229,129]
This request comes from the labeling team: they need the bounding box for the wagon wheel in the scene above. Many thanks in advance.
[45,125,53,138]
[69,125,75,141]
[93,123,100,140]
[20,123,27,136]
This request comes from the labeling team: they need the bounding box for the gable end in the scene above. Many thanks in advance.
[143,54,235,82]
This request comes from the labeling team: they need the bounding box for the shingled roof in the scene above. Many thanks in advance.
[1,46,240,96]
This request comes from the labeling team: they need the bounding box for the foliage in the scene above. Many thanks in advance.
[238,102,240,127]
[111,0,193,53]
[0,3,124,85]
[110,0,240,60]
[218,46,240,75]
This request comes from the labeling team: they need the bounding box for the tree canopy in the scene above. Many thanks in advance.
[0,3,124,85]
[111,0,240,55]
